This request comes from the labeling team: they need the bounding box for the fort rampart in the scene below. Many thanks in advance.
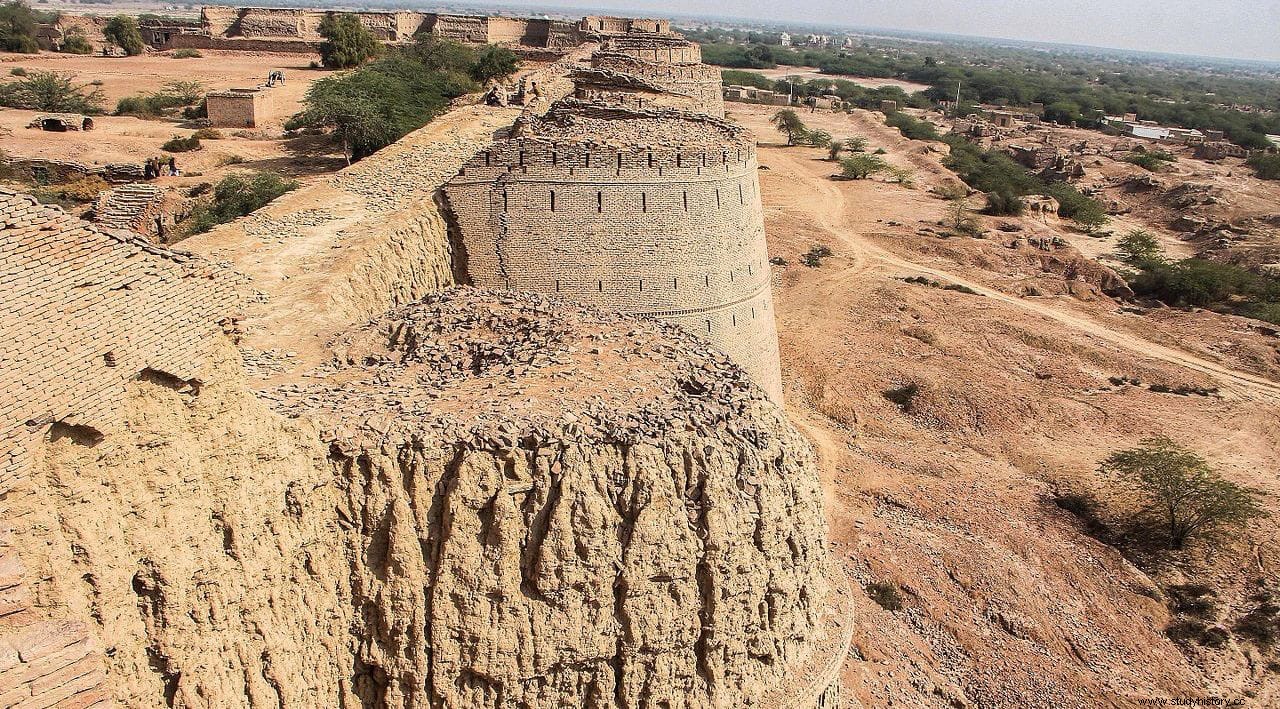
[443,104,783,400]
[194,5,590,48]
[590,51,725,116]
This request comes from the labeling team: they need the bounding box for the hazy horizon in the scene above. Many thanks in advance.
[456,0,1280,64]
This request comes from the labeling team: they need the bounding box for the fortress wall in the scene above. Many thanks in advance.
[603,35,702,64]
[486,16,534,44]
[580,16,671,34]
[591,52,725,116]
[444,137,784,400]
[432,14,489,44]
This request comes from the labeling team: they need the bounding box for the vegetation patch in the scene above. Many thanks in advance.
[171,48,202,59]
[161,135,201,153]
[1124,148,1176,171]
[289,35,518,162]
[866,581,905,611]
[800,244,832,267]
[0,70,104,113]
[185,171,298,235]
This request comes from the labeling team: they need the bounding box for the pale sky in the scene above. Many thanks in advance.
[473,0,1280,63]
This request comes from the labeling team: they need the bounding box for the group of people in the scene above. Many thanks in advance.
[144,156,179,179]
[483,78,541,107]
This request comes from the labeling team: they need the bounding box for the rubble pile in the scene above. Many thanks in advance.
[268,288,767,451]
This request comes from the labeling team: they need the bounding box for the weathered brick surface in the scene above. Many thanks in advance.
[0,188,235,491]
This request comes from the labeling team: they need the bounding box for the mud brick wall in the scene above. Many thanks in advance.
[0,188,235,494]
[580,16,671,34]
[206,89,272,128]
[603,35,702,63]
[591,52,725,116]
[443,116,783,401]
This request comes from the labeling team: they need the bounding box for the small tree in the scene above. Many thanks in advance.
[800,129,831,148]
[0,70,104,112]
[318,13,381,69]
[844,136,868,153]
[840,153,887,179]
[771,109,807,146]
[60,29,93,55]
[984,189,1024,216]
[104,15,145,56]
[888,166,916,188]
[0,0,39,53]
[1100,436,1267,550]
[1117,229,1163,263]
[827,140,844,161]
[1073,201,1110,234]
[471,44,519,84]
[945,196,981,235]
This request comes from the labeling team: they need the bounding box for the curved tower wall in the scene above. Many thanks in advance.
[444,136,783,401]
[590,52,725,117]
[603,35,702,63]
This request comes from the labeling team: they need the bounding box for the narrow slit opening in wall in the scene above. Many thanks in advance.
[555,279,561,292]
[715,189,720,209]
[502,191,508,212]
[701,153,707,167]
[639,279,644,291]
[551,151,558,166]
[584,152,591,168]
[550,190,556,211]
[732,313,737,326]
[519,150,526,166]
[752,307,756,319]
[676,154,682,168]
[706,320,712,333]
[597,280,603,292]
[596,191,603,212]
[704,274,710,286]
[673,277,678,289]
[616,153,623,170]
[647,151,654,167]
[739,184,744,204]
[484,151,491,167]
[641,192,647,212]
[682,191,688,211]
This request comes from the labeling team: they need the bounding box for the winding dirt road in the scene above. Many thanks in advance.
[764,147,1280,404]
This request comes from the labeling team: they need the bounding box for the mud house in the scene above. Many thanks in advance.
[205,87,274,128]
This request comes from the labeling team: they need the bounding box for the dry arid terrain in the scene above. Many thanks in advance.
[5,14,1280,706]
[726,102,1280,706]
[1,50,344,186]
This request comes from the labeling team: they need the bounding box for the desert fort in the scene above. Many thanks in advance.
[3,2,1280,708]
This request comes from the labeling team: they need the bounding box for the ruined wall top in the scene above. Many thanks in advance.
[514,100,750,148]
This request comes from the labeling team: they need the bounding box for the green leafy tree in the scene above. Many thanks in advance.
[60,29,93,55]
[289,48,478,162]
[840,153,888,179]
[0,0,38,53]
[1247,153,1280,181]
[103,15,144,56]
[470,44,519,84]
[1117,229,1163,263]
[1100,436,1267,550]
[984,189,1024,216]
[1072,200,1110,234]
[800,129,832,148]
[771,109,807,146]
[187,172,298,235]
[318,13,381,69]
[945,196,981,235]
[0,70,104,112]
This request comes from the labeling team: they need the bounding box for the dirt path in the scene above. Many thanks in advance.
[765,146,1280,403]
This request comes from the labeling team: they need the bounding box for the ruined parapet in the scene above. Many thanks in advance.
[590,51,725,117]
[580,15,672,35]
[602,33,702,63]
[443,101,784,401]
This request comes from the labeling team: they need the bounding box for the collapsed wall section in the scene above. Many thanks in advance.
[443,103,784,401]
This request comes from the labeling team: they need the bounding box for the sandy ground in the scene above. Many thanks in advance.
[0,49,324,125]
[727,101,1280,706]
[755,66,932,93]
